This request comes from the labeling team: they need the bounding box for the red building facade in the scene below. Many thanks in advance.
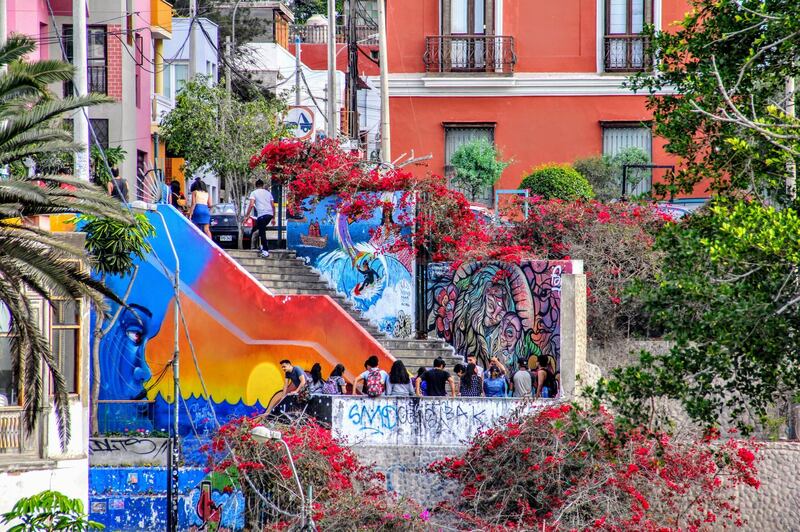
[386,0,694,202]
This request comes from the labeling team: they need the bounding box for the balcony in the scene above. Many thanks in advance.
[290,24,379,45]
[151,0,173,39]
[604,35,651,72]
[0,407,38,457]
[424,35,516,75]
[152,93,174,123]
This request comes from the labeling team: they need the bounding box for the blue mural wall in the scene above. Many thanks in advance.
[288,193,416,338]
[89,467,244,531]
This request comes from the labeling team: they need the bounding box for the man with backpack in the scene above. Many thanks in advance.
[353,355,389,397]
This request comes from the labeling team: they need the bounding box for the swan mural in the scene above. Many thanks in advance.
[288,193,415,338]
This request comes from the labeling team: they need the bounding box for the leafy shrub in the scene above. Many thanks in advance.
[430,404,760,531]
[574,147,651,201]
[520,163,594,200]
[1,490,103,531]
[450,139,509,201]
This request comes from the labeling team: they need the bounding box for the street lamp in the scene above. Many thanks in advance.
[131,200,181,532]
[250,426,315,531]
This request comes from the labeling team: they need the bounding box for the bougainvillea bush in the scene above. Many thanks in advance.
[429,404,760,531]
[507,198,672,342]
[205,415,428,531]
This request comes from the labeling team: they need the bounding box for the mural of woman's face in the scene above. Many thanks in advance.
[99,304,154,401]
[499,313,522,353]
[483,284,507,328]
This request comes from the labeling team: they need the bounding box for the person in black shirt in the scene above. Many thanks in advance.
[417,357,456,397]
[107,167,129,202]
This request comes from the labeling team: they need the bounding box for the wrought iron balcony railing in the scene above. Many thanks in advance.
[290,24,379,45]
[424,35,516,74]
[604,35,651,72]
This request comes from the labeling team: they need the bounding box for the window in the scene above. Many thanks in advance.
[0,304,16,406]
[174,63,189,94]
[63,25,108,95]
[444,124,495,205]
[604,0,652,71]
[603,125,652,195]
[50,299,81,395]
[135,33,144,108]
[163,64,172,99]
[63,118,109,150]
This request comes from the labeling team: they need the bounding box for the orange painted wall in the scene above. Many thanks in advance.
[391,95,678,193]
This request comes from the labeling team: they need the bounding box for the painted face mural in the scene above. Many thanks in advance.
[427,261,572,371]
[288,192,415,338]
[99,304,154,401]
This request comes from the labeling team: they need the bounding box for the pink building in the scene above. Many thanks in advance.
[5,0,173,198]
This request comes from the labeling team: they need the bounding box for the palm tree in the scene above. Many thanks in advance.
[0,35,131,447]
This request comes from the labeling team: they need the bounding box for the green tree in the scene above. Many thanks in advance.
[590,200,800,433]
[1,490,103,531]
[78,214,155,435]
[574,147,651,201]
[0,35,129,447]
[89,146,126,188]
[520,163,594,201]
[450,139,509,201]
[630,0,800,202]
[160,78,285,243]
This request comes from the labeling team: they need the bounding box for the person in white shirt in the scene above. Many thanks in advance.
[244,179,275,258]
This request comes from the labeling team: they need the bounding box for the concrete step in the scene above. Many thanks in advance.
[228,249,296,258]
[262,280,332,290]
[380,340,450,350]
[235,257,308,268]
[253,272,327,282]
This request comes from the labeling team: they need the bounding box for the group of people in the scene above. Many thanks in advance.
[277,353,559,402]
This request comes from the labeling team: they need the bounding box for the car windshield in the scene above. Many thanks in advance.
[211,204,236,215]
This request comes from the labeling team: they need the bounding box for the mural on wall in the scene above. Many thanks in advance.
[288,193,415,338]
[427,261,572,371]
[95,205,392,437]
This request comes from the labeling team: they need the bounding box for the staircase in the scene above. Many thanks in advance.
[227,249,460,371]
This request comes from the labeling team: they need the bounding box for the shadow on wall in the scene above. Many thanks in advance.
[96,205,393,436]
[426,260,573,371]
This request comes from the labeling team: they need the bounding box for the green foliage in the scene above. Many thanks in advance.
[629,1,800,202]
[520,163,594,201]
[160,78,285,219]
[589,200,800,432]
[574,148,651,201]
[0,36,129,449]
[0,490,104,531]
[78,214,155,277]
[291,0,345,23]
[89,146,126,188]
[450,139,509,200]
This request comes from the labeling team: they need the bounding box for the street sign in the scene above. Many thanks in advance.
[284,106,315,140]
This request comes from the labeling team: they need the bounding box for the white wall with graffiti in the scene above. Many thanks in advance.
[287,193,416,338]
[331,396,544,447]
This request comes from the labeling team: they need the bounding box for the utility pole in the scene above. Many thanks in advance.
[295,35,302,105]
[0,0,7,50]
[225,36,232,98]
[189,0,197,78]
[787,75,797,202]
[72,0,89,181]
[347,0,360,140]
[377,0,391,161]
[326,0,337,138]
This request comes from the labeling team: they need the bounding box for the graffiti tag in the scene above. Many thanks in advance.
[89,437,169,459]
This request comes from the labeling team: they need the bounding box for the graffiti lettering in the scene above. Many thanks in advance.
[551,265,563,292]
[89,437,169,459]
[348,403,398,435]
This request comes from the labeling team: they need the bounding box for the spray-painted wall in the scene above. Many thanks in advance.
[287,193,415,338]
[426,260,573,371]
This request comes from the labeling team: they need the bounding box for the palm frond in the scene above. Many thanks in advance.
[0,72,41,104]
[0,35,37,69]
[9,59,76,86]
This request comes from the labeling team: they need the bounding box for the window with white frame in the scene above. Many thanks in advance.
[0,304,15,406]
[444,124,496,206]
[604,0,653,71]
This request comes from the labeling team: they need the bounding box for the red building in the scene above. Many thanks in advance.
[386,0,696,203]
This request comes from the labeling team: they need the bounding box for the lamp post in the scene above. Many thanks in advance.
[132,201,180,532]
[251,426,315,530]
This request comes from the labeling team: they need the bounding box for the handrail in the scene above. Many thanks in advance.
[424,35,516,74]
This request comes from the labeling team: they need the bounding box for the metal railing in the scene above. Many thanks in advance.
[97,399,158,435]
[290,24,379,45]
[604,35,651,72]
[424,35,516,74]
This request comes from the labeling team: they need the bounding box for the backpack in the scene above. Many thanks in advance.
[543,368,559,397]
[321,377,340,395]
[365,368,385,398]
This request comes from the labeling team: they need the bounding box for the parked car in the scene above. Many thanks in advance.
[209,203,252,249]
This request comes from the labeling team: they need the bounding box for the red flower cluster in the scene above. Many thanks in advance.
[429,404,760,531]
